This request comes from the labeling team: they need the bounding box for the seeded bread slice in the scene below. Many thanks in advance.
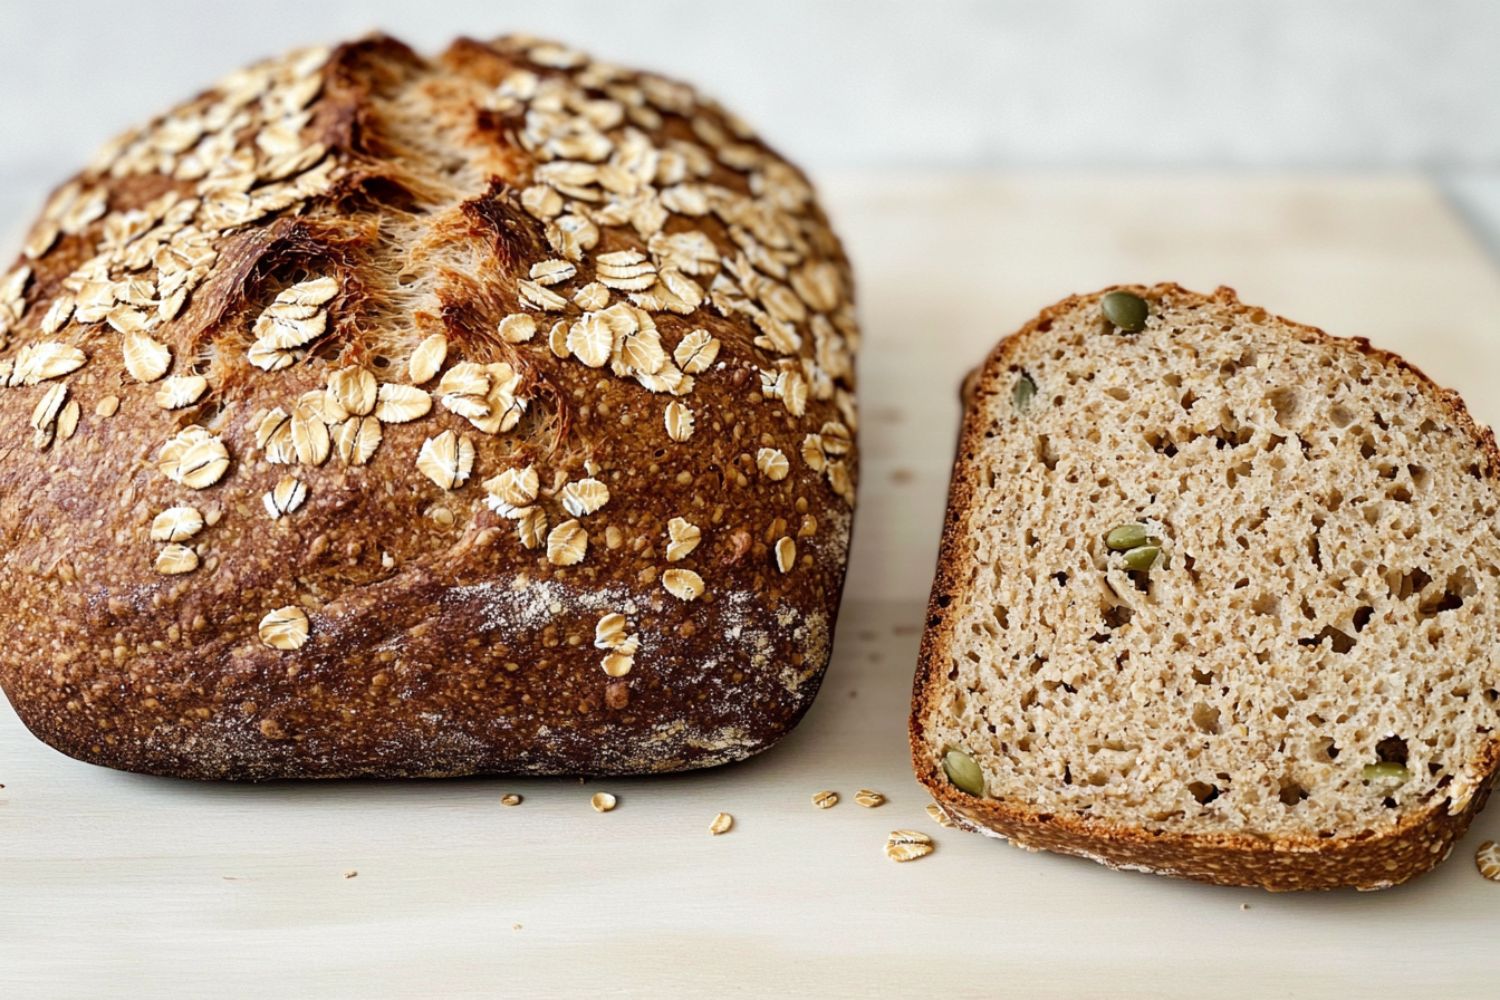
[911,284,1500,891]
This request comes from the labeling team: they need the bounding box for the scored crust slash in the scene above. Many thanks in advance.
[911,284,1500,891]
[0,33,859,779]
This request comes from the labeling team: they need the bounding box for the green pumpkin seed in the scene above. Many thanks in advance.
[942,749,985,797]
[1362,762,1410,785]
[1121,545,1160,571]
[1101,290,1149,332]
[1012,372,1036,412]
[1106,523,1150,551]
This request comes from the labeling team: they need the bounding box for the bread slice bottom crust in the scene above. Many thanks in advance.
[911,284,1500,891]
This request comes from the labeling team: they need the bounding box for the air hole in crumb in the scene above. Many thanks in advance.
[1391,566,1432,601]
[1376,736,1409,765]
[1036,434,1058,470]
[1352,606,1374,631]
[1418,568,1473,617]
[1104,386,1130,401]
[1187,781,1219,805]
[1329,404,1354,429]
[1359,436,1377,460]
[1251,593,1279,617]
[1278,779,1309,806]
[1267,387,1301,425]
[1191,703,1221,734]
[1408,464,1430,490]
[1298,625,1355,654]
[1191,667,1213,685]
[1102,605,1134,630]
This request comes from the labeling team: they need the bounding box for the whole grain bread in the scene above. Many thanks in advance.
[911,284,1500,890]
[0,33,858,779]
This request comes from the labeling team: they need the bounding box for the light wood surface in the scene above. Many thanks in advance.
[2,172,1498,999]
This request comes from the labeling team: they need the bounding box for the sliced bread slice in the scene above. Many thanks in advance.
[911,284,1500,890]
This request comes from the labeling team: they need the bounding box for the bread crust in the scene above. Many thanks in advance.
[0,34,858,779]
[911,283,1500,890]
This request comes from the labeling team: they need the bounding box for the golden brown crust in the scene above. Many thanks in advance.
[911,283,1500,890]
[0,34,858,779]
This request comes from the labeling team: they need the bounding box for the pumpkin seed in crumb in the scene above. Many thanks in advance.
[1362,762,1410,786]
[1106,523,1150,551]
[942,749,985,796]
[1121,545,1160,572]
[1101,290,1148,332]
[1012,372,1036,412]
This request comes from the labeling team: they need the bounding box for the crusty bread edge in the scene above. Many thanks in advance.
[910,283,1500,891]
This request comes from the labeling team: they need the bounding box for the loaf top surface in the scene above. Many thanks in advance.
[914,285,1500,858]
[0,34,858,776]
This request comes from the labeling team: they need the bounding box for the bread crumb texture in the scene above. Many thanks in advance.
[913,284,1500,890]
[0,34,858,779]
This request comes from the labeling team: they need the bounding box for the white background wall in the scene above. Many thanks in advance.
[1,1,1497,247]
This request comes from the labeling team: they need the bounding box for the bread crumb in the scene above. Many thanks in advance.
[343,870,358,879]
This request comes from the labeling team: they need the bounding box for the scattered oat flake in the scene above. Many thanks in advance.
[15,341,86,384]
[663,400,695,442]
[175,436,231,490]
[150,506,204,542]
[155,375,208,409]
[502,794,522,807]
[855,789,887,809]
[529,259,577,287]
[95,395,120,418]
[416,430,474,490]
[591,792,617,813]
[925,803,956,828]
[885,830,934,863]
[567,314,612,368]
[665,517,701,562]
[155,543,199,575]
[1478,841,1500,882]
[546,518,588,566]
[290,413,331,467]
[56,400,80,441]
[812,790,839,809]
[259,606,310,651]
[499,313,538,343]
[263,476,308,519]
[484,466,540,510]
[661,568,705,601]
[374,383,431,423]
[407,334,448,385]
[334,415,382,466]
[560,478,609,517]
[673,329,720,374]
[601,649,635,677]
[517,506,549,549]
[775,536,796,574]
[594,613,630,650]
[328,366,377,416]
[572,281,609,311]
[757,448,790,481]
[709,812,733,836]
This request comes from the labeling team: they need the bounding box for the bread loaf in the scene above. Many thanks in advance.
[0,34,858,779]
[911,284,1499,890]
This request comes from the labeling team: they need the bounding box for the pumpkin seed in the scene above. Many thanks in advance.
[1101,290,1148,332]
[1362,762,1410,785]
[1121,545,1161,571]
[942,749,985,796]
[1106,523,1150,551]
[1012,372,1036,411]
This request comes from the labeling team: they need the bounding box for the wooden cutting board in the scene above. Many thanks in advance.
[3,173,1498,999]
